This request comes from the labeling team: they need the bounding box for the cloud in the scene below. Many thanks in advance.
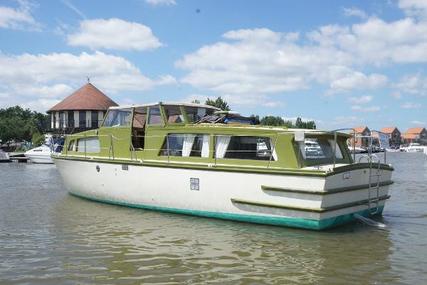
[395,74,427,96]
[343,7,368,19]
[401,102,422,109]
[67,18,162,51]
[399,0,427,19]
[145,0,176,6]
[61,0,86,19]
[348,95,373,104]
[176,28,386,103]
[351,105,381,112]
[411,120,426,125]
[0,51,176,111]
[0,0,41,31]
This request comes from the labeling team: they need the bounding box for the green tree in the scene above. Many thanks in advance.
[205,97,231,111]
[0,106,50,143]
[260,116,285,126]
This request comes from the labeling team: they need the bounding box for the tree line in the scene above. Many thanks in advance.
[201,97,316,129]
[0,106,50,145]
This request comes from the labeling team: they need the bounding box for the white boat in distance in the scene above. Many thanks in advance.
[0,149,10,162]
[24,144,54,164]
[400,143,427,153]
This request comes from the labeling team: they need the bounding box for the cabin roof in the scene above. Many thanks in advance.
[49,83,118,112]
[109,102,221,111]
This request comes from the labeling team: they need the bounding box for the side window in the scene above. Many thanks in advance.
[67,140,75,151]
[299,138,343,160]
[103,109,132,127]
[215,136,277,160]
[164,106,184,123]
[76,137,100,153]
[159,134,210,157]
[148,106,163,125]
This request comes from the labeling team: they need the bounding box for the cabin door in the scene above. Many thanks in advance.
[132,107,147,150]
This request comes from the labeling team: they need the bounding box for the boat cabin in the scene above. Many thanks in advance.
[62,102,353,171]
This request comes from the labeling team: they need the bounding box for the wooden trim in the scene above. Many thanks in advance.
[231,195,390,213]
[261,181,394,195]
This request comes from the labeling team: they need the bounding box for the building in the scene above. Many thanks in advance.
[350,126,371,148]
[380,127,401,147]
[48,83,118,133]
[402,127,427,145]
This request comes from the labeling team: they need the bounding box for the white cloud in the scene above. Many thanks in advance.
[67,18,162,51]
[399,0,427,19]
[343,7,368,19]
[401,102,422,109]
[395,74,427,96]
[411,120,426,125]
[351,105,381,112]
[349,95,373,104]
[0,51,176,111]
[145,0,176,6]
[390,92,402,99]
[61,0,86,19]
[176,28,386,103]
[0,0,41,31]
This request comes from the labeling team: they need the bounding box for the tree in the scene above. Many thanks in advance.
[260,116,285,126]
[0,106,50,143]
[205,97,231,111]
[191,99,201,104]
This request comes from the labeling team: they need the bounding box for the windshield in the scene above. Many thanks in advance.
[299,138,344,166]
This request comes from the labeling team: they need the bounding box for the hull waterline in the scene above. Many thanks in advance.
[54,157,391,230]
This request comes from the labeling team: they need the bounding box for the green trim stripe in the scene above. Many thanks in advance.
[261,181,394,195]
[69,192,384,230]
[231,195,390,213]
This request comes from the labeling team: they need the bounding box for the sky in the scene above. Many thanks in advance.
[0,0,426,131]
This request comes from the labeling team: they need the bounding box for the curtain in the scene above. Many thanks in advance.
[201,135,210,158]
[215,135,231,158]
[270,138,278,161]
[182,134,196,157]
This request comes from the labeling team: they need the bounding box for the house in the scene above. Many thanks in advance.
[380,127,401,147]
[349,126,371,148]
[48,83,118,134]
[402,127,427,145]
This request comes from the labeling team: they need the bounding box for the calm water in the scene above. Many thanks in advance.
[1,153,427,285]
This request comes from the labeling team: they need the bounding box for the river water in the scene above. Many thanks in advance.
[0,152,426,284]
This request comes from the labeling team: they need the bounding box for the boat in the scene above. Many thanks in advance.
[53,102,394,230]
[400,143,426,153]
[0,149,11,162]
[25,144,54,164]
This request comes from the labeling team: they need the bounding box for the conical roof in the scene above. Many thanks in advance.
[48,83,118,112]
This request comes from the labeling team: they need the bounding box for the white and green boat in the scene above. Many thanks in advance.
[53,102,393,230]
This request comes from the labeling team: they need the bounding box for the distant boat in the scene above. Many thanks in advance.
[0,149,11,162]
[24,144,54,164]
[400,143,425,153]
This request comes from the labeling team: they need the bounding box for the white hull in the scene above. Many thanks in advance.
[24,145,54,164]
[54,157,392,230]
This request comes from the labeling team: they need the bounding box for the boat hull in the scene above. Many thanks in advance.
[25,153,53,164]
[53,157,392,230]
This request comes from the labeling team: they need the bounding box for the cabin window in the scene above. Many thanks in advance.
[164,105,184,123]
[103,109,132,127]
[185,107,216,123]
[76,137,100,153]
[132,107,147,149]
[148,106,163,125]
[68,140,76,151]
[299,138,343,164]
[215,136,277,160]
[159,134,210,157]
